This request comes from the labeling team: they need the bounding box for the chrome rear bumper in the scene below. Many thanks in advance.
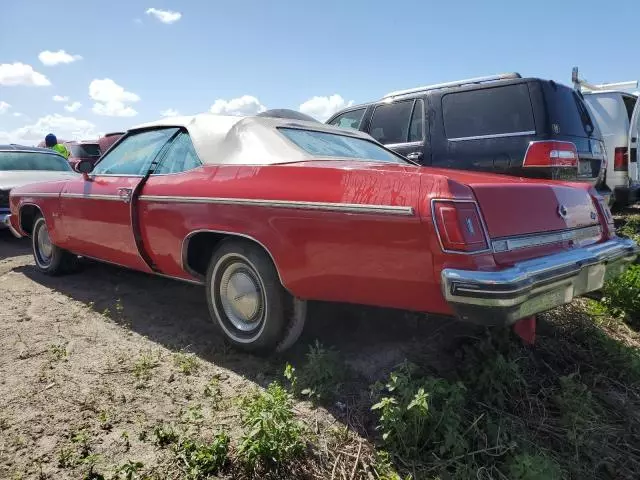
[442,237,639,325]
[1,213,23,238]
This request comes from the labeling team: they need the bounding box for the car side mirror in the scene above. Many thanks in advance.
[76,159,94,180]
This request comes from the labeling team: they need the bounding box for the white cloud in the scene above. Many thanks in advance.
[0,62,51,86]
[89,78,140,117]
[209,95,266,116]
[299,94,354,121]
[0,114,98,145]
[53,95,69,102]
[38,50,83,66]
[13,112,24,118]
[145,8,182,24]
[65,102,82,112]
[0,101,10,114]
[160,108,179,117]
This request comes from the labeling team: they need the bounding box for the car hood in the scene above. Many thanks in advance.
[0,170,78,190]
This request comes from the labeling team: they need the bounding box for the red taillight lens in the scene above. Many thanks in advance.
[614,147,628,171]
[432,200,488,253]
[523,141,578,168]
[592,195,615,239]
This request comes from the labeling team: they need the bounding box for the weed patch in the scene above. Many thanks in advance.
[237,381,306,471]
[174,352,200,376]
[172,433,230,479]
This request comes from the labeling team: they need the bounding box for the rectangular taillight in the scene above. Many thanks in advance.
[523,141,578,168]
[614,147,628,171]
[432,200,489,253]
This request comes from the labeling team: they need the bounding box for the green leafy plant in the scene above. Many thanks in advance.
[111,460,144,480]
[174,352,200,376]
[237,382,306,469]
[371,362,468,460]
[203,376,223,410]
[151,423,179,448]
[552,373,597,447]
[132,351,158,381]
[506,453,562,480]
[600,264,640,327]
[49,343,68,361]
[172,433,230,479]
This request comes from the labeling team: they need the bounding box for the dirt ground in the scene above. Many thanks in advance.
[0,230,480,479]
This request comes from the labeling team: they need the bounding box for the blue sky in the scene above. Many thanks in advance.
[0,0,638,144]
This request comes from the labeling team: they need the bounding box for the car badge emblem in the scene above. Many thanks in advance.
[558,205,568,219]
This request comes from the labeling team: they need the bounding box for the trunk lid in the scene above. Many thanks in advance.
[423,167,601,239]
[471,182,599,239]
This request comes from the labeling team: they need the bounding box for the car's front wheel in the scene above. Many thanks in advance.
[32,216,78,275]
[205,239,306,354]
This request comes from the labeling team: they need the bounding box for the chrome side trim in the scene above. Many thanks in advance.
[14,192,60,198]
[491,225,603,253]
[79,253,204,286]
[181,229,287,289]
[448,130,536,142]
[139,195,415,216]
[60,193,121,201]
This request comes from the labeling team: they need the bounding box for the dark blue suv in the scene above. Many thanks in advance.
[326,73,609,197]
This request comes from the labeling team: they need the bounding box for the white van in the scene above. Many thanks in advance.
[573,68,640,206]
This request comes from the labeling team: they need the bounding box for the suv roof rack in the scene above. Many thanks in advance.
[381,72,522,99]
[572,66,638,93]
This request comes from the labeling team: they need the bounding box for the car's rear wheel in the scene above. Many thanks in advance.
[205,239,306,353]
[32,216,78,275]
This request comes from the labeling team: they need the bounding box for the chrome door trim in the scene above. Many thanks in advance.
[448,130,536,142]
[139,195,415,216]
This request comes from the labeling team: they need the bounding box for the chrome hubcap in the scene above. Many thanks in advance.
[218,261,264,332]
[37,224,53,264]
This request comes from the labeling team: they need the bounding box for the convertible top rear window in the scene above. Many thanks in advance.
[279,128,408,164]
[0,151,72,171]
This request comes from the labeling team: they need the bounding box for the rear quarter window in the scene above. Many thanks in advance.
[545,83,596,138]
[442,84,535,140]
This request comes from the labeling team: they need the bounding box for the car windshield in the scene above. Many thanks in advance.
[68,144,101,157]
[0,151,73,171]
[278,128,409,164]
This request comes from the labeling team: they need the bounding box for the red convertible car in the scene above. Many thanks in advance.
[6,114,639,352]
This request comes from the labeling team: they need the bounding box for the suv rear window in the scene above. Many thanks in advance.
[68,143,101,157]
[279,128,407,164]
[442,84,535,140]
[544,83,596,137]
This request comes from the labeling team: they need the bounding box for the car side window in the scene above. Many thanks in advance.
[92,128,179,176]
[327,108,366,130]
[369,100,414,144]
[408,99,425,143]
[154,132,202,174]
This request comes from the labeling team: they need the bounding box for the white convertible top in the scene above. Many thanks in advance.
[131,114,380,165]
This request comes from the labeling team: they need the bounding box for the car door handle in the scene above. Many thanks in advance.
[407,152,423,161]
[117,188,132,203]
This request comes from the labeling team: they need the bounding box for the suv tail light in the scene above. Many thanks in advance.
[523,141,578,168]
[432,200,489,253]
[614,147,628,171]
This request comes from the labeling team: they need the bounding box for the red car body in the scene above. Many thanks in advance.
[7,115,638,352]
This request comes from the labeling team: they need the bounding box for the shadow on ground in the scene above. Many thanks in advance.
[0,231,30,260]
[15,257,482,435]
